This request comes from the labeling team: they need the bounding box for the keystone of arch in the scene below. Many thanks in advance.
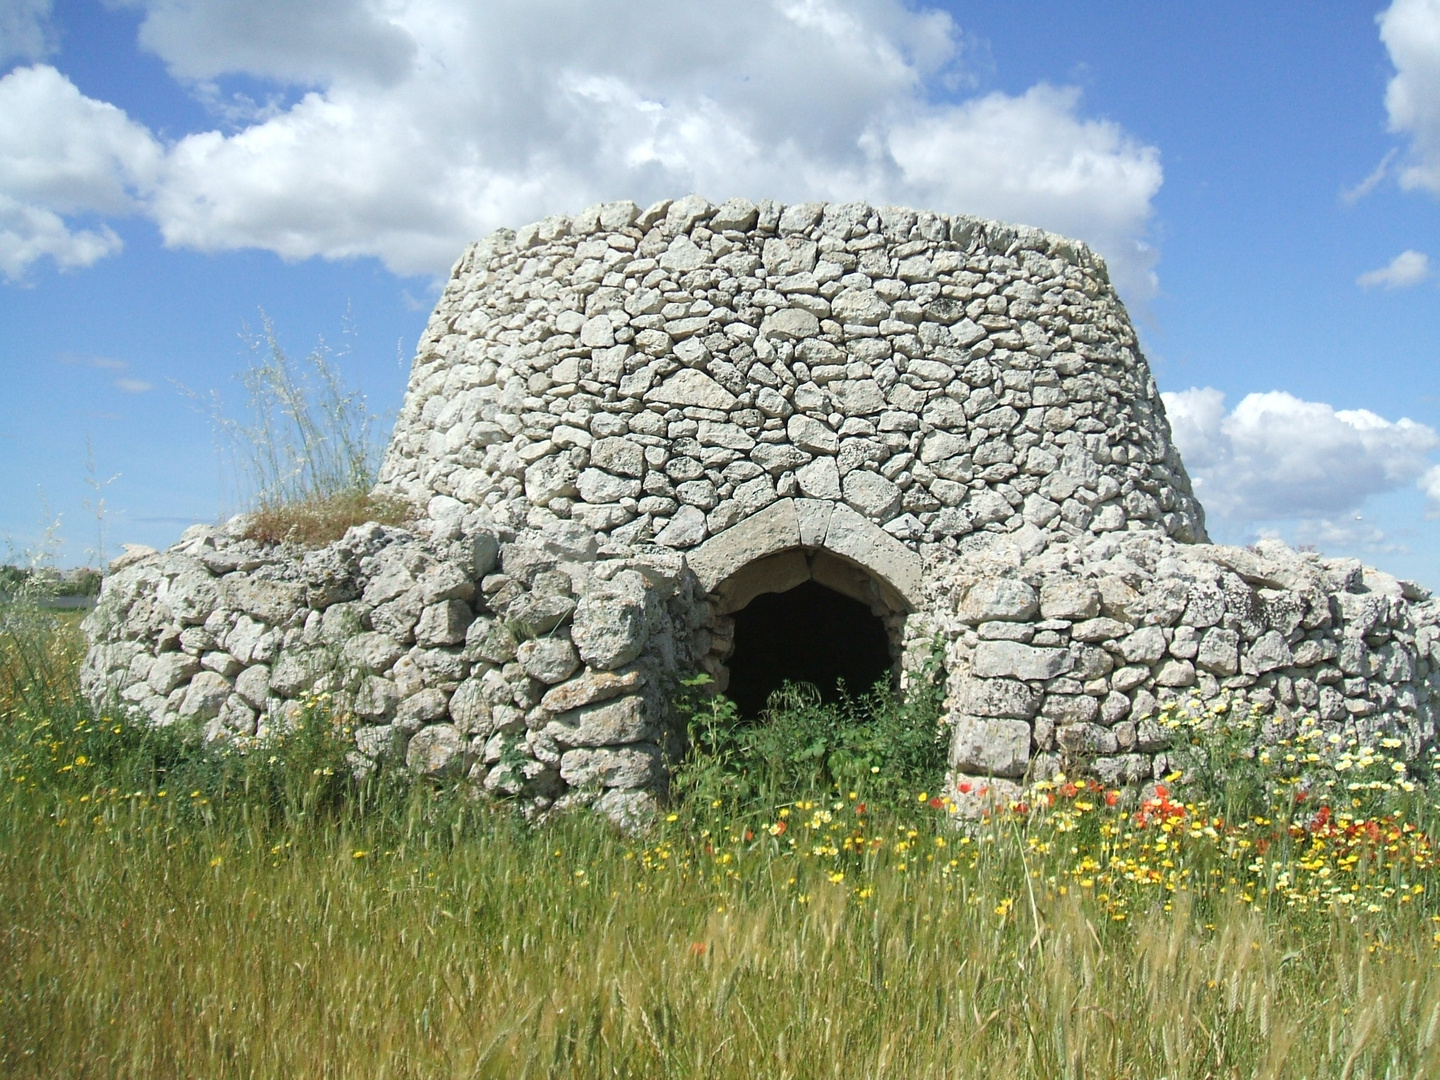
[686,498,922,610]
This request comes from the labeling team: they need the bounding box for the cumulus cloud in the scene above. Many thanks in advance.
[1380,0,1440,196]
[1357,249,1432,288]
[1423,464,1440,516]
[2,0,1165,292]
[1162,387,1440,524]
[0,0,53,65]
[0,64,162,279]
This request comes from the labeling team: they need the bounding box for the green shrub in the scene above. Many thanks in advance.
[671,639,949,818]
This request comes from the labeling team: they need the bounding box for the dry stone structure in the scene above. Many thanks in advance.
[83,196,1440,822]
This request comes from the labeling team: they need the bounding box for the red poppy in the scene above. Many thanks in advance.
[855,803,866,815]
[690,942,707,956]
[1059,782,1079,798]
[957,782,972,795]
[744,829,754,841]
[1104,791,1119,807]
[929,797,943,809]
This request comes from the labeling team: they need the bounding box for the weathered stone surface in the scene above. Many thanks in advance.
[957,580,1039,624]
[545,695,650,748]
[415,599,473,647]
[540,668,645,713]
[406,724,467,777]
[647,369,736,410]
[1039,578,1101,620]
[972,641,1070,681]
[516,638,581,684]
[571,572,652,669]
[959,678,1039,719]
[560,745,663,788]
[950,717,1031,777]
[179,671,231,721]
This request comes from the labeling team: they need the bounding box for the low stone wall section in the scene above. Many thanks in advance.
[81,518,712,823]
[909,531,1440,809]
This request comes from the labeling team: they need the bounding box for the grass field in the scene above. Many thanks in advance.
[5,602,1440,1078]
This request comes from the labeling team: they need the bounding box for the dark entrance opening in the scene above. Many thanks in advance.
[725,580,893,717]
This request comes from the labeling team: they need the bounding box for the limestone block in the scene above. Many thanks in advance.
[949,716,1031,777]
[406,724,468,778]
[217,694,257,736]
[591,437,646,478]
[761,308,820,340]
[959,677,1039,719]
[1041,694,1101,725]
[571,574,652,670]
[200,650,240,678]
[540,668,645,714]
[832,380,886,417]
[1118,626,1167,664]
[646,369,737,411]
[956,579,1038,624]
[832,288,890,325]
[1196,627,1240,675]
[234,665,270,709]
[448,678,491,734]
[687,499,801,592]
[516,638,581,685]
[972,640,1070,681]
[522,456,580,505]
[415,599,473,647]
[179,671,231,721]
[787,414,839,455]
[560,744,664,788]
[1153,659,1196,687]
[842,469,901,519]
[1070,617,1132,643]
[1057,723,1118,755]
[354,675,400,721]
[355,724,400,760]
[651,506,704,548]
[397,688,450,725]
[504,595,574,638]
[796,457,841,500]
[577,468,642,503]
[1245,630,1293,675]
[659,234,706,273]
[545,695,651,748]
[342,632,405,674]
[1039,578,1101,620]
[1111,665,1150,693]
[148,653,200,695]
[269,650,329,698]
[224,577,305,625]
[821,503,922,607]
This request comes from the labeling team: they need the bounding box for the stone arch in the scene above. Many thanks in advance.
[686,499,922,706]
[687,498,922,613]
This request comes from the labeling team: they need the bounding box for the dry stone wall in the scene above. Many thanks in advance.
[80,196,1440,822]
[376,194,1207,553]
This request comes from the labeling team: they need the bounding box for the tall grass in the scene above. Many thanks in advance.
[188,312,412,545]
[5,608,1440,1076]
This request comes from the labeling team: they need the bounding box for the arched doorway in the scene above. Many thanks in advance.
[725,578,893,716]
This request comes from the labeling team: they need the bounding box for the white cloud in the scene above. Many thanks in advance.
[4,0,1165,293]
[1357,248,1432,288]
[0,0,53,65]
[1162,387,1440,522]
[1423,464,1440,516]
[0,64,162,278]
[114,377,154,393]
[1380,0,1440,195]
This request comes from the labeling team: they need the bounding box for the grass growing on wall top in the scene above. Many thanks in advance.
[190,311,416,546]
[7,607,1440,1076]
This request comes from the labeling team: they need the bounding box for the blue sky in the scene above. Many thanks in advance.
[2,0,1438,586]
